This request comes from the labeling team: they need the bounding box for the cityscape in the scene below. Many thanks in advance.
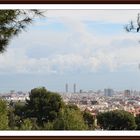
[1,9,140,131]
[1,84,140,119]
[62,84,140,118]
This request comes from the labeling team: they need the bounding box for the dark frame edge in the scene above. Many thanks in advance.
[0,0,140,4]
[0,136,140,140]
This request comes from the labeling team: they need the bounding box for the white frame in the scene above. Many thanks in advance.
[0,4,140,136]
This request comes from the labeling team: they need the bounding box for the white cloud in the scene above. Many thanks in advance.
[1,37,140,74]
[46,10,140,24]
[0,10,140,74]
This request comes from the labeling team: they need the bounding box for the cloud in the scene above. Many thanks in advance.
[1,38,140,75]
[46,10,140,24]
[0,10,140,75]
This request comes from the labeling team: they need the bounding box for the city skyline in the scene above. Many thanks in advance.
[0,10,140,92]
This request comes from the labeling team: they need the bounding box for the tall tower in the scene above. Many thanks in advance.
[65,83,68,93]
[73,83,76,93]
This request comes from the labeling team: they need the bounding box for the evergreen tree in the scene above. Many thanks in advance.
[83,111,95,130]
[49,107,88,130]
[135,114,140,130]
[0,10,44,53]
[25,87,64,126]
[97,110,137,130]
[0,99,9,129]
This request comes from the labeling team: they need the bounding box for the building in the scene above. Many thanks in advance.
[65,83,68,93]
[124,89,131,98]
[104,88,114,97]
[73,83,76,93]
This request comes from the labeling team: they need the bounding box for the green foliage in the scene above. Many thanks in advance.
[0,99,9,129]
[43,121,54,130]
[8,107,16,130]
[66,104,80,111]
[49,108,88,130]
[14,102,26,118]
[135,115,140,130]
[8,102,26,130]
[83,111,95,130]
[25,87,64,126]
[0,10,44,53]
[20,118,33,130]
[97,110,137,130]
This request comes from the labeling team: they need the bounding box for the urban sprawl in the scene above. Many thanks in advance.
[1,84,140,119]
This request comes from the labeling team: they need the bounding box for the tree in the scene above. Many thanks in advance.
[49,107,88,130]
[25,87,64,126]
[14,102,26,119]
[83,111,95,130]
[8,101,27,130]
[8,107,16,130]
[0,99,9,129]
[135,114,140,130]
[66,104,80,111]
[0,10,44,53]
[20,117,39,130]
[43,121,54,130]
[20,118,33,130]
[125,13,140,33]
[97,110,137,130]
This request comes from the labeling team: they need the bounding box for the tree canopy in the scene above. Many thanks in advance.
[45,107,88,130]
[83,111,95,130]
[135,114,140,130]
[125,13,140,33]
[97,110,137,130]
[0,99,9,129]
[0,10,44,53]
[25,87,64,126]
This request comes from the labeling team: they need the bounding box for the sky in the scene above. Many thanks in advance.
[1,9,140,93]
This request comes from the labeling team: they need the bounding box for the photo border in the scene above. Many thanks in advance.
[0,136,140,140]
[0,0,140,140]
[0,0,139,4]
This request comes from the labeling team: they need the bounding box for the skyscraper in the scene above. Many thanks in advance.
[65,83,68,93]
[124,89,131,98]
[73,83,76,93]
[104,88,114,97]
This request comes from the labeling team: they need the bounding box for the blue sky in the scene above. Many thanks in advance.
[1,9,140,93]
